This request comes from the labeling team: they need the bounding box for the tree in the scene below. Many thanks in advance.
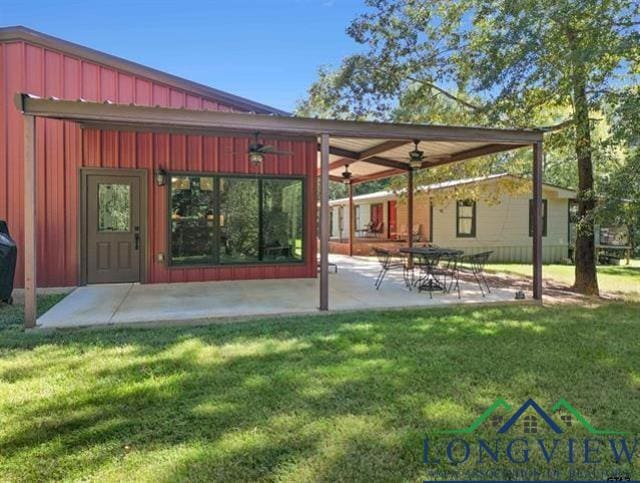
[599,87,640,258]
[298,0,639,295]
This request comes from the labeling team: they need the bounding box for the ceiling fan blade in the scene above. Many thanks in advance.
[223,151,246,157]
[263,150,294,157]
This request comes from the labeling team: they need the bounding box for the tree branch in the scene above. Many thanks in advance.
[537,118,574,132]
[406,76,485,111]
[537,116,603,133]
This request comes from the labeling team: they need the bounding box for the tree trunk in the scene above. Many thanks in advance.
[572,78,599,295]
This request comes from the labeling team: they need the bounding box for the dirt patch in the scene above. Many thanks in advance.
[476,271,623,305]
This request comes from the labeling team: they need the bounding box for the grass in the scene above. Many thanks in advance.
[1,301,640,481]
[486,260,640,297]
[0,293,68,331]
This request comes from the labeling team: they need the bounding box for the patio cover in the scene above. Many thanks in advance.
[14,93,545,328]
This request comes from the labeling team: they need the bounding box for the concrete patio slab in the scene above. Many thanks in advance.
[36,255,524,329]
[36,283,132,327]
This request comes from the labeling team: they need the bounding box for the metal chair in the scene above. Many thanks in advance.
[459,251,493,296]
[411,224,422,242]
[373,247,410,290]
[370,221,384,238]
[433,253,462,299]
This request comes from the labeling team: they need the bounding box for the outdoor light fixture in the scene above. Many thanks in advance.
[249,151,265,166]
[342,165,352,184]
[155,167,167,187]
[244,132,291,167]
[408,139,425,169]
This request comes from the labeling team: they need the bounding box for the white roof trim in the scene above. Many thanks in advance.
[330,173,576,205]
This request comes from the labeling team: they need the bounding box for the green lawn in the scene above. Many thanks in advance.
[0,293,68,331]
[486,260,640,297]
[1,301,640,481]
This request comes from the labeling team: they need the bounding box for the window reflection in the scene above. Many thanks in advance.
[170,176,215,265]
[219,178,259,263]
[168,174,305,266]
[262,179,303,261]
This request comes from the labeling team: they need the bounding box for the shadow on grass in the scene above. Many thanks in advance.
[599,265,640,278]
[1,302,640,481]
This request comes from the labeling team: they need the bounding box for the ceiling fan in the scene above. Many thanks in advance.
[341,164,352,184]
[231,132,293,166]
[407,139,425,169]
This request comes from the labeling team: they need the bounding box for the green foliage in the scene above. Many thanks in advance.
[598,152,640,254]
[298,0,639,294]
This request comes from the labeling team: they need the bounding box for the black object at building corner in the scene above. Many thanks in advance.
[0,221,17,304]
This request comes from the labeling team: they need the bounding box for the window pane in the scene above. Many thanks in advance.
[262,179,303,262]
[459,205,473,217]
[170,176,215,265]
[458,218,472,235]
[219,178,259,263]
[98,184,130,232]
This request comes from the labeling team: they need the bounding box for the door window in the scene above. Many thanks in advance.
[98,184,131,232]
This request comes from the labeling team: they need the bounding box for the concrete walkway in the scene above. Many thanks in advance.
[37,255,523,329]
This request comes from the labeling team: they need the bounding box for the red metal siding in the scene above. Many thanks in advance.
[0,40,317,288]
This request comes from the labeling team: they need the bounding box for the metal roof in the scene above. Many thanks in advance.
[15,93,543,184]
[330,173,576,205]
[0,26,289,116]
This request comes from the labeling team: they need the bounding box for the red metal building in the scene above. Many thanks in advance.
[0,27,317,288]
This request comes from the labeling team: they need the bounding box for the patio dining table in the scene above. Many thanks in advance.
[399,247,464,295]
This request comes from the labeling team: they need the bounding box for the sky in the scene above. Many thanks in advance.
[0,0,367,112]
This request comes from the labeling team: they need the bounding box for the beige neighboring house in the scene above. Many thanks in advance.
[329,173,577,263]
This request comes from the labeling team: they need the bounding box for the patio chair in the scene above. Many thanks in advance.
[370,221,384,238]
[356,221,374,238]
[397,224,408,240]
[458,251,493,296]
[412,224,422,242]
[373,247,411,290]
[432,253,462,299]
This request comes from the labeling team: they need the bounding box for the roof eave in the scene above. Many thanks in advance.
[14,93,543,144]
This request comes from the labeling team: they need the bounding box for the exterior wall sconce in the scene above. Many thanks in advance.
[155,168,167,187]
